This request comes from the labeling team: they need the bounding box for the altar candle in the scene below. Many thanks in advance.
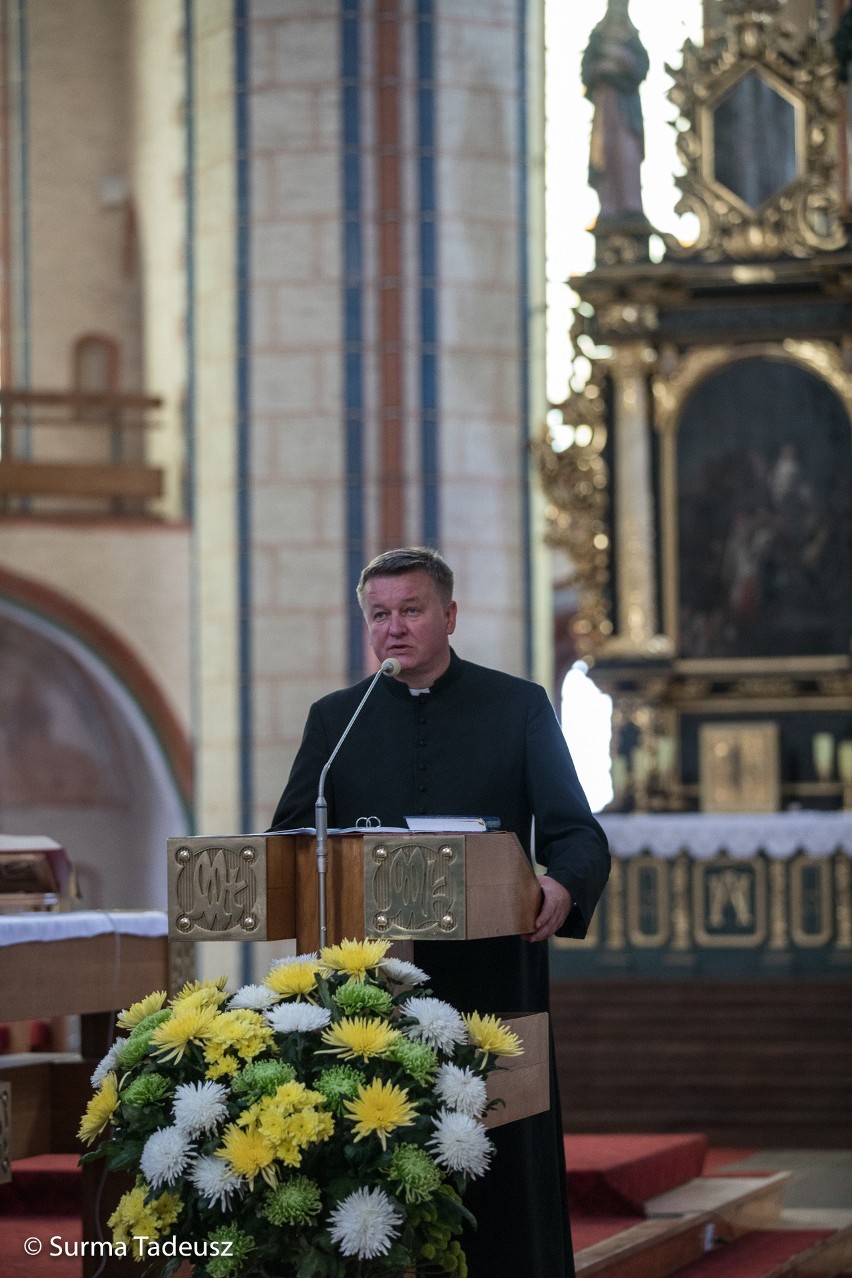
[631,745,650,783]
[657,735,676,777]
[812,732,835,781]
[838,740,852,783]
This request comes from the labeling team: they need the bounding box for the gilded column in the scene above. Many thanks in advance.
[607,344,668,654]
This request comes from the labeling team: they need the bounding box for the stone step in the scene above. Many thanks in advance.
[668,1210,852,1278]
[575,1173,792,1278]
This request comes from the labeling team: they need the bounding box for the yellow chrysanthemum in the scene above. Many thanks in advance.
[109,1184,181,1256]
[256,1094,334,1166]
[265,959,321,999]
[149,1002,219,1063]
[170,976,229,1011]
[320,938,390,982]
[344,1078,418,1149]
[216,1122,278,1188]
[203,1008,274,1063]
[463,1013,523,1063]
[116,990,167,1031]
[320,1016,400,1061]
[78,1072,120,1145]
[204,1049,241,1080]
[267,1080,324,1114]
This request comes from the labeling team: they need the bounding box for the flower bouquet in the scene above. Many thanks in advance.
[79,938,523,1278]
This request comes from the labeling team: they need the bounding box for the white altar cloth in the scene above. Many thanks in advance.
[0,909,168,947]
[599,811,852,860]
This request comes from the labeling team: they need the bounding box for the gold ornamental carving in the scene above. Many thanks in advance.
[789,854,833,948]
[665,0,846,261]
[364,837,466,940]
[535,378,612,657]
[604,857,626,950]
[835,856,852,950]
[169,838,262,939]
[654,341,852,438]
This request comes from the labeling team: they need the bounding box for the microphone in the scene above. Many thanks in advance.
[314,657,400,947]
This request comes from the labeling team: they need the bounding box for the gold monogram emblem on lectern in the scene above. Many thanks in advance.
[172,843,259,934]
[364,837,466,939]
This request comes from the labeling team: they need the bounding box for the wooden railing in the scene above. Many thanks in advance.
[0,388,165,515]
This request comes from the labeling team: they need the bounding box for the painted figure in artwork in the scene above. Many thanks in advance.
[581,0,650,223]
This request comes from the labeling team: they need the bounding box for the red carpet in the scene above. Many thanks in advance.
[565,1132,708,1213]
[0,1156,82,1278]
[571,1211,644,1250]
[0,1215,82,1278]
[0,1154,81,1216]
[671,1230,833,1277]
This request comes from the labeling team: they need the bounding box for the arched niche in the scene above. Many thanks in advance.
[0,594,190,909]
[672,356,852,660]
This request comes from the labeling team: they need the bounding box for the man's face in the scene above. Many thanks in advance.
[361,570,457,688]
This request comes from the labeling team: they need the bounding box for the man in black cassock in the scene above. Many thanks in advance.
[271,547,610,1278]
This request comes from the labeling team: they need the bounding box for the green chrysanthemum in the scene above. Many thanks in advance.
[206,1225,255,1278]
[387,1035,439,1083]
[313,1064,363,1115]
[262,1174,323,1226]
[232,1059,296,1101]
[115,1032,153,1071]
[388,1142,443,1203]
[121,1072,173,1107]
[129,1009,172,1039]
[333,978,393,1018]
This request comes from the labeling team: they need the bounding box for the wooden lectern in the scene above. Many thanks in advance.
[167,829,543,950]
[166,830,549,1130]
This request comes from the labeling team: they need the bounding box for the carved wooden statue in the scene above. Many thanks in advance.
[581,0,650,224]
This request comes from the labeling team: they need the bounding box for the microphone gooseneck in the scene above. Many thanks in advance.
[314,657,401,948]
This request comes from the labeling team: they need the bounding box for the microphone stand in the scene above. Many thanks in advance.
[315,658,399,949]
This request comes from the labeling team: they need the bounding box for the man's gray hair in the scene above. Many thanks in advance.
[357,546,454,606]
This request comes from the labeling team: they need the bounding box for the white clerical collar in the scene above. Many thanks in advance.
[408,686,431,696]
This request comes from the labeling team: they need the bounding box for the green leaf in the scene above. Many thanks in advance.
[79,1147,106,1165]
[104,1140,145,1171]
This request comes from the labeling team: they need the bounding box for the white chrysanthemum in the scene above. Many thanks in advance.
[427,1110,493,1179]
[228,983,279,1010]
[266,1002,331,1034]
[90,1041,122,1088]
[139,1125,192,1187]
[267,951,319,972]
[328,1186,403,1259]
[188,1154,245,1209]
[172,1080,229,1136]
[434,1063,488,1117]
[379,956,429,987]
[401,996,467,1053]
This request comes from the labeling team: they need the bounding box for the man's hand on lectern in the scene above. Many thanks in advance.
[522,875,573,943]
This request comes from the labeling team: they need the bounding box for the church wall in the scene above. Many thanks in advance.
[20,0,141,391]
[129,0,188,519]
[189,0,242,838]
[225,1,546,837]
[0,522,193,732]
[0,599,187,911]
[434,3,534,678]
[244,2,348,833]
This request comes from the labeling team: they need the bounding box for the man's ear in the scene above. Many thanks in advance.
[446,600,457,635]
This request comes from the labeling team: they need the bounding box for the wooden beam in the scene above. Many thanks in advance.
[0,461,163,500]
